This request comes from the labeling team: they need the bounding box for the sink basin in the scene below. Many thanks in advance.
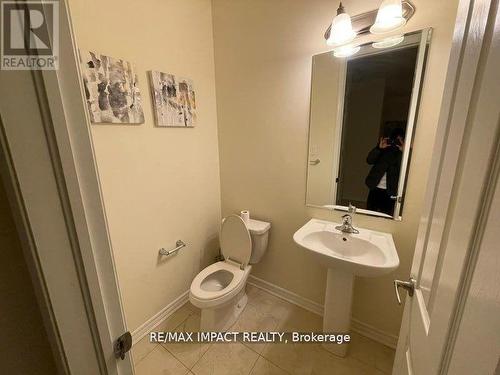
[293,218,399,357]
[293,219,399,277]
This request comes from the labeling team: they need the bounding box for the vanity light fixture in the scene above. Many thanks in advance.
[326,2,357,47]
[370,0,407,34]
[324,0,415,57]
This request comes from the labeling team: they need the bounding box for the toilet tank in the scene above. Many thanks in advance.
[246,218,271,264]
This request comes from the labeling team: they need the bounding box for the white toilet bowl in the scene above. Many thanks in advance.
[189,214,270,331]
[190,261,251,331]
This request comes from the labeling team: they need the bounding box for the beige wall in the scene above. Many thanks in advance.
[212,0,458,337]
[68,0,221,331]
[0,180,57,374]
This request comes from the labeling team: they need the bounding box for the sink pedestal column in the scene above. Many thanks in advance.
[322,268,354,357]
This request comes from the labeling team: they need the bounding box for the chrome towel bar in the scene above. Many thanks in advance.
[159,240,186,256]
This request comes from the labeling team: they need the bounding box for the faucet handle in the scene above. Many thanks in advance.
[341,214,352,224]
[348,203,356,215]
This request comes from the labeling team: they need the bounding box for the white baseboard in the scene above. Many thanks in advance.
[248,275,324,316]
[131,290,189,345]
[247,275,398,349]
[351,318,398,349]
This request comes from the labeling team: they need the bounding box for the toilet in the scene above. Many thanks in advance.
[189,214,271,331]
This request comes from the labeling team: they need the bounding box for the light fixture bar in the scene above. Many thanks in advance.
[323,0,415,41]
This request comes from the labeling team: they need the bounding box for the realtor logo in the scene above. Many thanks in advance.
[1,1,59,70]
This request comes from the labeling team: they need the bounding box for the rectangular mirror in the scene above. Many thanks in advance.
[306,29,431,220]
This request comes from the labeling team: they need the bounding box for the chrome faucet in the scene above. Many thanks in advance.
[335,204,359,234]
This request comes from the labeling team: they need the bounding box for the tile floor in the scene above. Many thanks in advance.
[133,285,395,375]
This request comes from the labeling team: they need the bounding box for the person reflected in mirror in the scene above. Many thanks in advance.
[365,127,405,216]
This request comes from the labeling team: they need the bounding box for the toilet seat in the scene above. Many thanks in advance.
[190,215,253,309]
[190,261,251,308]
[220,215,252,267]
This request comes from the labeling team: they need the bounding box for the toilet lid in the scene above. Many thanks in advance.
[220,215,252,266]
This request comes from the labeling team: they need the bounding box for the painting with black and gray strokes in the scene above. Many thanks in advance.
[80,50,144,124]
[149,70,197,127]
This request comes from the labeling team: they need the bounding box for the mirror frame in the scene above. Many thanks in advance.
[306,28,433,220]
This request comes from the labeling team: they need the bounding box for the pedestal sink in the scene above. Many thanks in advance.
[293,219,399,357]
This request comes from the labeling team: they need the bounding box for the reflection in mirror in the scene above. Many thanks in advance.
[306,29,431,220]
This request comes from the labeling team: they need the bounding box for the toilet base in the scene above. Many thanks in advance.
[200,288,248,331]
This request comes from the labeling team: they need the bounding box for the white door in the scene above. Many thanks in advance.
[392,0,500,374]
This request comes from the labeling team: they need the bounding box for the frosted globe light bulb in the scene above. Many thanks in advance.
[327,2,357,47]
[370,0,406,34]
[372,35,405,49]
[333,44,361,58]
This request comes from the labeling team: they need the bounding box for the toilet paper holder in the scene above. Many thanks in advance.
[159,240,186,256]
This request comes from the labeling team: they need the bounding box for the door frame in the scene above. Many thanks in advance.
[0,1,133,374]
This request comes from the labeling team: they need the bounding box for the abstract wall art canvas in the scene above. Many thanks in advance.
[80,50,145,124]
[149,71,197,127]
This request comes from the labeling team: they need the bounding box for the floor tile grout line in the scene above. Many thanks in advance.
[243,286,302,374]
[188,290,267,374]
[172,308,198,331]
[162,338,213,370]
[246,353,260,375]
[158,307,208,371]
[260,353,293,374]
[257,344,296,374]
[134,305,197,369]
[184,340,213,371]
[163,298,250,372]
[156,343,191,373]
[132,343,159,367]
